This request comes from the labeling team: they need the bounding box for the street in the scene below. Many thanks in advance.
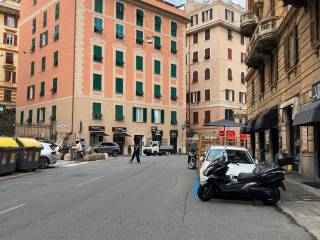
[0,155,314,240]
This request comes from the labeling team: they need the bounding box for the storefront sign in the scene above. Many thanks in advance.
[89,126,105,132]
[170,130,178,138]
[226,131,236,140]
[240,134,249,140]
[302,126,308,151]
[151,126,158,131]
[112,127,126,133]
[312,81,320,101]
[219,131,225,137]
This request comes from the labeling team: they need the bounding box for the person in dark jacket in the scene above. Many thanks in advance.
[130,138,141,164]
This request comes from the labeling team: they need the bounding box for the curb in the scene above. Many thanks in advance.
[278,201,320,240]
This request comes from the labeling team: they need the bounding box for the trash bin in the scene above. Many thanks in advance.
[15,138,43,171]
[0,137,19,175]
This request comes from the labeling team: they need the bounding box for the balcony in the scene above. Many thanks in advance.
[240,11,257,38]
[246,17,278,68]
[282,0,307,8]
[254,0,264,7]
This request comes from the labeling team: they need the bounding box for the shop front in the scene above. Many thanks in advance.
[151,126,163,143]
[89,126,108,146]
[170,130,178,154]
[112,127,131,155]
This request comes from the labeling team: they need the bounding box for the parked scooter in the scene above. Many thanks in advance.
[198,152,292,205]
[188,149,197,169]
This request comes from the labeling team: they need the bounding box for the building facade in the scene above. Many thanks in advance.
[0,0,19,113]
[242,0,320,181]
[16,0,188,154]
[186,0,247,144]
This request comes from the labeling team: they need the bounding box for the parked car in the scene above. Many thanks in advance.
[93,142,120,157]
[199,146,256,185]
[39,142,58,169]
[143,141,174,156]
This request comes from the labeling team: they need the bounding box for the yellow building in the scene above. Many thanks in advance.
[0,0,19,113]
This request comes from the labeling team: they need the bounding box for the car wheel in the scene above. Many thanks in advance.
[112,150,119,157]
[39,157,49,169]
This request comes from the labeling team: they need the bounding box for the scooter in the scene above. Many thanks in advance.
[188,150,197,169]
[197,152,291,205]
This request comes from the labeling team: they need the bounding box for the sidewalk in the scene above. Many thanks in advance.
[278,173,320,239]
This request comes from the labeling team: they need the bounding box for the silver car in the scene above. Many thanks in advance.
[39,142,58,168]
[93,141,120,157]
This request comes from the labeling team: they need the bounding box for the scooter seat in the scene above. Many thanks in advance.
[237,172,258,181]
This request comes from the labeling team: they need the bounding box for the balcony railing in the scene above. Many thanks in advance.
[240,11,257,38]
[282,0,307,8]
[254,0,264,6]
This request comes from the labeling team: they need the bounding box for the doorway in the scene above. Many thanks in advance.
[113,134,125,155]
[286,106,300,172]
[270,128,279,161]
[258,131,266,162]
[90,134,103,146]
[170,137,177,154]
[315,125,320,180]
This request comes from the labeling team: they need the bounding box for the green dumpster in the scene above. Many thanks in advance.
[0,137,19,175]
[15,138,43,171]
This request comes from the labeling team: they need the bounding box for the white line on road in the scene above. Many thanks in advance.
[0,204,27,215]
[74,176,104,187]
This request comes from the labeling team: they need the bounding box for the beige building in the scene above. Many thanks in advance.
[186,0,247,144]
[0,0,19,113]
[243,0,320,181]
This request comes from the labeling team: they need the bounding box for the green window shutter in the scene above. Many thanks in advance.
[31,62,35,75]
[155,16,162,32]
[151,109,155,123]
[115,105,123,121]
[37,108,40,123]
[28,110,32,124]
[94,0,103,13]
[171,64,177,78]
[20,111,24,124]
[171,111,177,125]
[136,81,143,96]
[93,45,103,61]
[116,51,124,67]
[94,17,103,33]
[116,24,124,39]
[92,102,102,119]
[116,2,124,20]
[136,56,143,71]
[143,108,147,123]
[54,51,58,66]
[93,74,102,91]
[51,105,56,121]
[39,33,43,47]
[136,30,143,45]
[44,31,48,45]
[154,84,161,98]
[171,40,177,54]
[32,18,36,34]
[154,60,161,75]
[132,107,137,122]
[43,11,47,28]
[54,25,59,40]
[41,57,46,71]
[40,81,45,96]
[136,9,144,26]
[161,110,165,124]
[171,87,177,101]
[171,22,177,37]
[52,77,58,94]
[55,3,60,20]
[31,38,35,52]
[115,77,123,94]
[42,107,46,123]
[154,36,161,50]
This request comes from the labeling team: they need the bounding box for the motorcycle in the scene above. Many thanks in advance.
[188,150,197,169]
[197,152,292,205]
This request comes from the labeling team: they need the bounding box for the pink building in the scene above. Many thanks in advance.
[16,0,189,154]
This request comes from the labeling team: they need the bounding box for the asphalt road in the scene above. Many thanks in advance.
[0,155,314,240]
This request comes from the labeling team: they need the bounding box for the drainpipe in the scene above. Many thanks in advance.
[187,34,191,134]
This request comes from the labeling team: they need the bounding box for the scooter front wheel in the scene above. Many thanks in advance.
[188,160,196,169]
[197,183,214,201]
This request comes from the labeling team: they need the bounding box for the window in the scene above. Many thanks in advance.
[241,35,245,45]
[116,2,125,20]
[93,73,102,91]
[31,38,36,52]
[205,68,210,80]
[171,22,177,37]
[27,85,35,100]
[284,26,298,71]
[5,52,13,64]
[225,89,235,101]
[186,92,190,103]
[54,51,59,66]
[171,87,177,101]
[116,50,124,67]
[193,71,198,83]
[154,36,161,50]
[115,77,123,94]
[204,111,210,123]
[151,109,164,124]
[154,16,162,32]
[259,68,265,95]
[4,90,11,101]
[136,9,144,26]
[133,107,147,123]
[225,9,234,22]
[136,55,143,71]
[193,33,198,44]
[171,64,177,78]
[55,2,60,20]
[227,29,233,40]
[228,48,232,60]
[33,0,37,6]
[205,29,210,40]
[37,107,45,123]
[93,45,103,62]
[52,78,57,94]
[32,18,36,34]
[193,112,198,124]
[225,109,234,121]
[239,92,246,104]
[4,70,16,83]
[92,102,102,119]
[191,91,200,103]
[191,14,198,26]
[39,31,48,47]
[40,81,45,97]
[115,24,124,39]
[241,52,246,63]
[205,48,210,60]
[4,33,16,46]
[41,56,46,71]
[31,61,35,75]
[43,11,47,28]
[241,72,245,84]
[51,105,56,121]
[54,25,59,40]
[202,9,213,22]
[228,68,233,80]
[94,18,103,34]
[154,84,161,98]
[136,81,144,96]
[171,40,177,54]
[270,49,278,88]
[171,111,177,125]
[192,51,198,63]
[115,105,124,121]
[20,111,24,124]
[27,110,33,124]
[94,0,103,13]
[154,60,161,75]
[310,0,320,50]
[136,30,143,45]
[205,89,210,101]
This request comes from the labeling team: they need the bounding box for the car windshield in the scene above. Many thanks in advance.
[206,149,253,164]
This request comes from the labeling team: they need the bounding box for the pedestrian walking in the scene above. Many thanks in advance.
[130,138,141,164]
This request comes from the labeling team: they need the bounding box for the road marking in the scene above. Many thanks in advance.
[0,204,26,215]
[192,170,199,199]
[74,176,104,187]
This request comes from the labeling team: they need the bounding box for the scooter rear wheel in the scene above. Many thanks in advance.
[261,188,280,206]
[198,183,214,201]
